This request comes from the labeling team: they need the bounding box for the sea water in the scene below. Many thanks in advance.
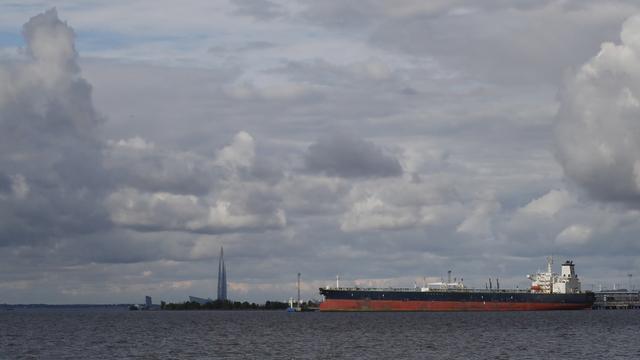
[1,309,639,359]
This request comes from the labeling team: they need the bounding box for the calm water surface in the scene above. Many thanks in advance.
[1,310,639,359]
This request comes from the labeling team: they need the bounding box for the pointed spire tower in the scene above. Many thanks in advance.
[217,246,227,301]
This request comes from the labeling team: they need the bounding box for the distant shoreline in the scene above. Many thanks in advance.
[1,300,320,311]
[1,304,131,310]
[161,300,291,311]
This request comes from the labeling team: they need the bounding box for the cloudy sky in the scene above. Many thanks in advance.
[2,1,640,304]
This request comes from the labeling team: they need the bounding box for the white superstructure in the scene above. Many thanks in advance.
[420,270,467,291]
[527,257,582,294]
[420,280,466,292]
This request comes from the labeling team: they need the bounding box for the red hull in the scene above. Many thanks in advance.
[320,299,592,312]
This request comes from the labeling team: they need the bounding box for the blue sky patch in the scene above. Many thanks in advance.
[0,31,22,47]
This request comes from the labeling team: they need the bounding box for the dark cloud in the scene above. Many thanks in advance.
[0,9,111,246]
[305,134,403,178]
[371,3,628,85]
[0,10,287,252]
[208,41,277,56]
[231,0,285,20]
[241,40,277,51]
[105,138,215,195]
[302,1,637,85]
[0,173,11,193]
[400,86,419,96]
[301,1,378,28]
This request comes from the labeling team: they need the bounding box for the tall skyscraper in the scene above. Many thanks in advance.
[217,246,227,301]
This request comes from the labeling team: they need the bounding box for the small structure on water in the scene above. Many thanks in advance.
[593,290,640,309]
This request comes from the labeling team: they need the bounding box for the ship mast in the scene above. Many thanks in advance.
[297,272,301,306]
[547,256,553,294]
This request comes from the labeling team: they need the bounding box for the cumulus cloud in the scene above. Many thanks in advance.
[456,197,501,238]
[0,8,110,246]
[341,196,416,232]
[502,189,575,246]
[105,137,215,195]
[339,177,463,232]
[103,129,286,235]
[21,7,79,82]
[105,187,286,234]
[0,9,287,257]
[305,134,403,178]
[103,130,287,235]
[556,224,592,245]
[518,189,573,217]
[278,175,349,215]
[215,131,255,169]
[555,14,640,205]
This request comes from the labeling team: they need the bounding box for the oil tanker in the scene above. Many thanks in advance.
[319,258,595,311]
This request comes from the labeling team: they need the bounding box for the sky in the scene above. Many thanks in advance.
[2,1,640,304]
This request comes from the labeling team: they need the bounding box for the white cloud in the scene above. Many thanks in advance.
[106,187,286,233]
[341,196,416,232]
[456,197,500,238]
[556,224,592,245]
[106,188,201,228]
[339,177,463,232]
[10,174,30,199]
[215,131,255,169]
[110,136,155,150]
[555,14,640,204]
[224,80,321,101]
[349,59,392,80]
[187,200,286,232]
[519,189,573,217]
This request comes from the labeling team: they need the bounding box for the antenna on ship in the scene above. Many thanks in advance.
[489,278,492,290]
[336,275,340,289]
[448,270,452,284]
[496,278,500,290]
[297,272,301,306]
[547,255,554,294]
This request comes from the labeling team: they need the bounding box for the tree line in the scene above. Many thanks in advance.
[161,299,290,310]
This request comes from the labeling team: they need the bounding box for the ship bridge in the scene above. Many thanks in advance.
[527,258,582,294]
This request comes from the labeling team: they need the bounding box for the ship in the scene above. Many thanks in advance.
[319,258,595,311]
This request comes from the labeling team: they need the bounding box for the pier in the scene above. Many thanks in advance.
[592,290,640,309]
